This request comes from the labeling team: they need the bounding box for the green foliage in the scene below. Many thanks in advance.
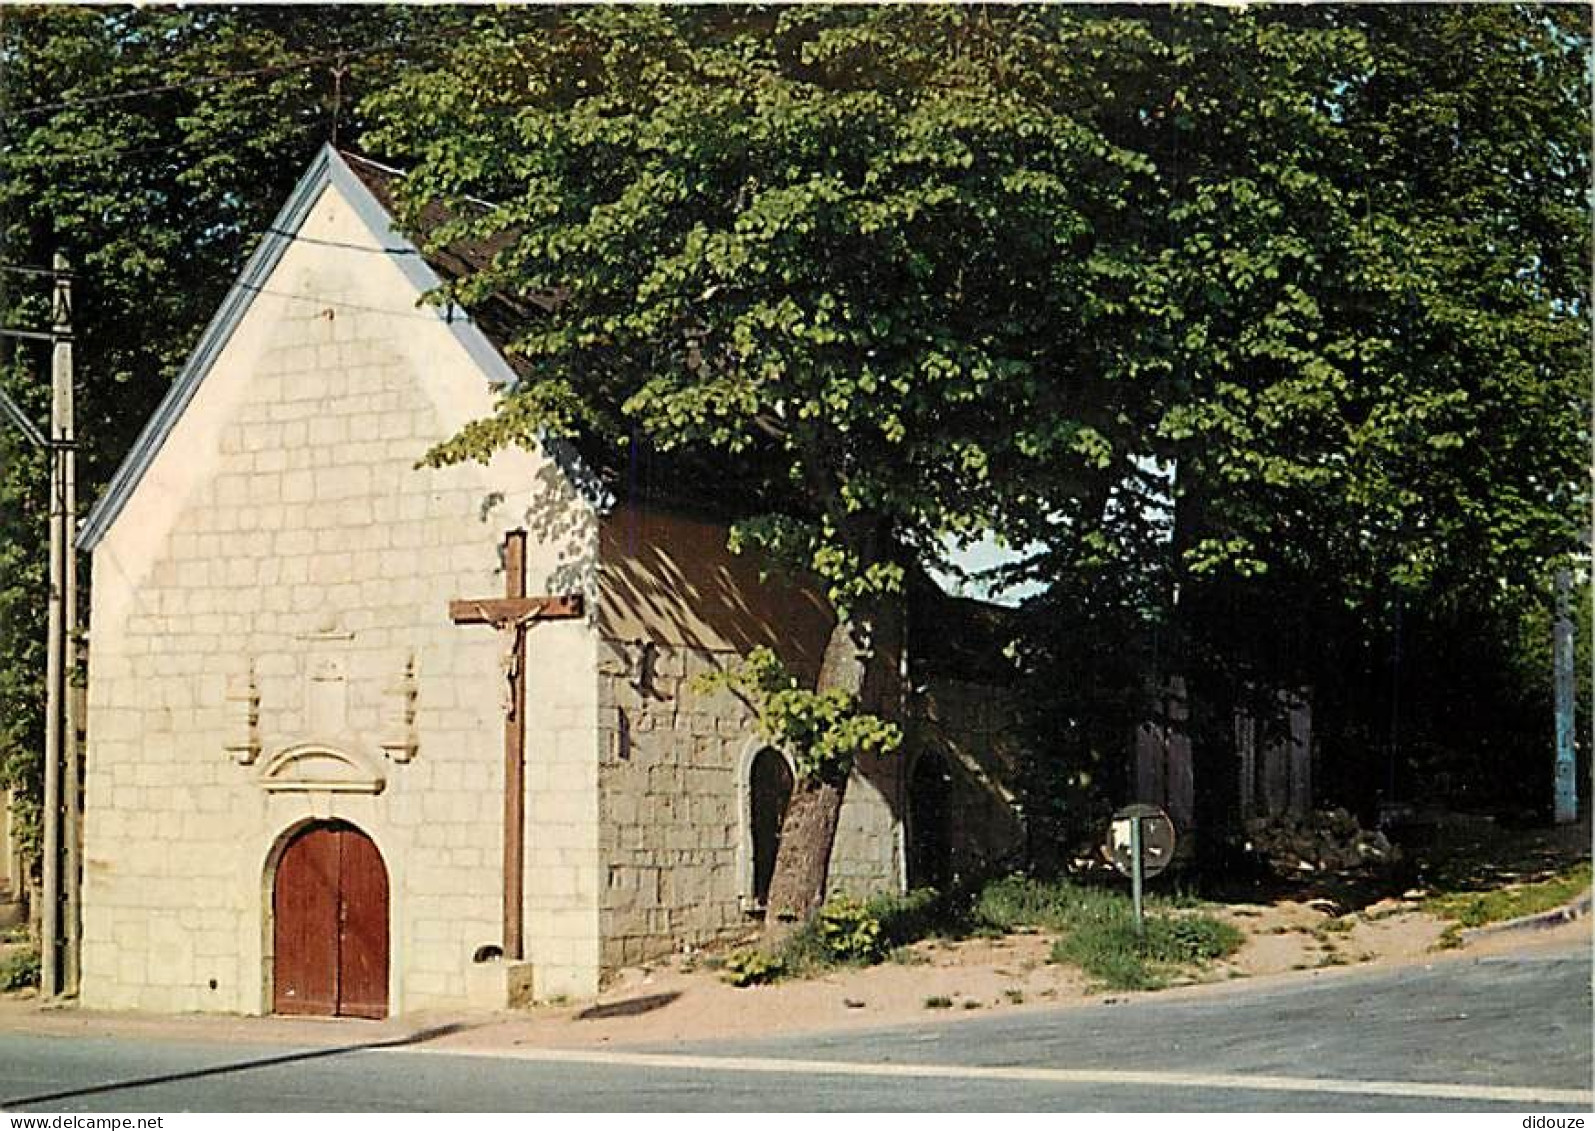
[720,948,785,987]
[0,945,39,993]
[867,887,946,948]
[694,646,900,782]
[923,995,953,1010]
[363,5,1587,830]
[1050,912,1244,992]
[814,894,884,964]
[1424,862,1592,930]
[363,5,1166,612]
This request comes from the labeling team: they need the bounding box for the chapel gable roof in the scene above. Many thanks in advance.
[78,145,606,551]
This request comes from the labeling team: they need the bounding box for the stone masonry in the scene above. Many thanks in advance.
[82,176,602,1015]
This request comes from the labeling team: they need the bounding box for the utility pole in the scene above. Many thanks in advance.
[39,268,63,998]
[1,256,79,999]
[55,253,80,995]
[34,254,76,998]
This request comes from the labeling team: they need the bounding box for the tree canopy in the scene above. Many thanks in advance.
[0,4,1586,892]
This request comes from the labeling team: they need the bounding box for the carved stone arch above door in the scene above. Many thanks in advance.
[258,741,386,795]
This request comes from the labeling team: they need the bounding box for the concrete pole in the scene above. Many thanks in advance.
[39,258,67,997]
[55,253,80,994]
[1553,568,1577,824]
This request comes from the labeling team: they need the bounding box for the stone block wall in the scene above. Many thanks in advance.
[81,181,602,1015]
[594,504,902,970]
[594,637,903,971]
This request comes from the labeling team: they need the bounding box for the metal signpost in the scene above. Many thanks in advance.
[1106,804,1176,938]
[1552,568,1577,825]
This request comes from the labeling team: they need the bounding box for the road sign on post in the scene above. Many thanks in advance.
[1552,568,1577,824]
[1106,804,1177,939]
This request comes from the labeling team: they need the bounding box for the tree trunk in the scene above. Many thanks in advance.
[761,606,885,945]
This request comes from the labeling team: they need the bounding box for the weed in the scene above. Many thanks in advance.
[1003,988,1025,1004]
[815,895,884,963]
[962,1000,982,1010]
[0,946,39,992]
[924,995,954,1009]
[886,945,928,966]
[1423,862,1591,929]
[1051,912,1244,992]
[721,949,785,987]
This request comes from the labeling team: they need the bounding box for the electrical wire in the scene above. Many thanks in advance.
[0,117,326,167]
[0,263,71,278]
[6,38,429,120]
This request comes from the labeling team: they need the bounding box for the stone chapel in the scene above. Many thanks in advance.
[77,146,1024,1017]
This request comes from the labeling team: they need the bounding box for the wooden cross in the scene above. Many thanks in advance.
[449,529,583,962]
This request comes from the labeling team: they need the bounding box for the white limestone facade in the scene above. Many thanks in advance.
[81,158,602,1015]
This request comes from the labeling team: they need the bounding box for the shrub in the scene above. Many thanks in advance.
[815,894,884,964]
[0,946,39,992]
[721,948,785,987]
[867,887,947,947]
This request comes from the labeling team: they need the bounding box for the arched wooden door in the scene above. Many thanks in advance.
[272,822,389,1019]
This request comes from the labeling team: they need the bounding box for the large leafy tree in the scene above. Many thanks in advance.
[368,4,1589,887]
[362,6,1165,923]
[1006,5,1589,833]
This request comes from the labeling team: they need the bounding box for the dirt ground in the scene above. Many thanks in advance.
[0,893,1586,1053]
[0,816,1585,1050]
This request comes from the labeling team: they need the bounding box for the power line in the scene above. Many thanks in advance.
[0,118,324,167]
[0,262,73,279]
[6,38,425,120]
[3,19,493,123]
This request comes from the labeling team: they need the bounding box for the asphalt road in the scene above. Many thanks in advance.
[0,947,1588,1112]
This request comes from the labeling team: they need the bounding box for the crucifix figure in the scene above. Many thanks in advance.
[449,529,583,962]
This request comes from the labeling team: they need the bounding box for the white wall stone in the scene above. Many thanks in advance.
[82,179,601,1016]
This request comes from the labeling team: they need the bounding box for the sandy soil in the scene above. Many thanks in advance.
[0,897,1583,1053]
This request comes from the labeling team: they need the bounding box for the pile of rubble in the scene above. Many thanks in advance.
[1244,808,1400,875]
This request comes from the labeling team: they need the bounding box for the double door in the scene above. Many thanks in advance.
[272,822,389,1019]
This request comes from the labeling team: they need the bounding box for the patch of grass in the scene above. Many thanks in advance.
[962,999,982,1010]
[924,995,953,1010]
[0,946,39,992]
[1050,912,1244,992]
[1003,987,1025,1004]
[1423,861,1591,929]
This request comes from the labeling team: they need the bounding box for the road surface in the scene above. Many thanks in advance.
[0,947,1588,1112]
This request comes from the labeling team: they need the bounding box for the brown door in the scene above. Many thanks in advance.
[273,822,389,1019]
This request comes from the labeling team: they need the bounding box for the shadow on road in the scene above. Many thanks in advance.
[0,1022,474,1109]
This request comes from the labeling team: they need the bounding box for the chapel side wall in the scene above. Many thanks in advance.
[594,504,901,970]
[80,180,602,1016]
[906,677,1027,883]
